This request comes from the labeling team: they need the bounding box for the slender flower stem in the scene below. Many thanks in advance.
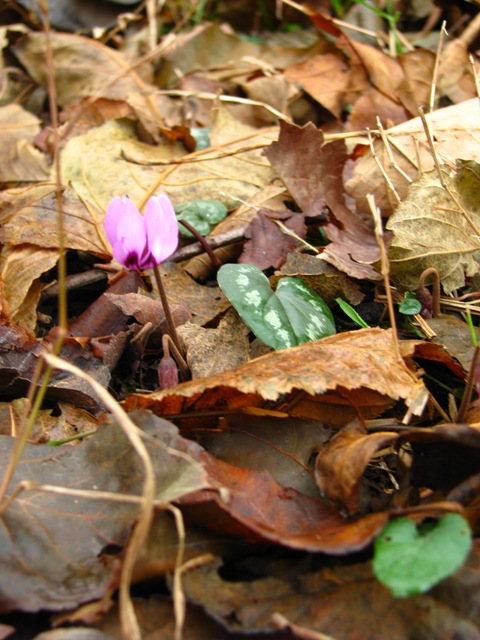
[178,219,222,270]
[152,264,183,357]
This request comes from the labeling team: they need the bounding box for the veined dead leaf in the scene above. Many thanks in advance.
[122,328,427,423]
[0,104,49,183]
[60,108,277,210]
[0,413,209,613]
[387,160,480,293]
[0,183,109,255]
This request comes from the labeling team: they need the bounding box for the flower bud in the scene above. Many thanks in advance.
[158,353,178,389]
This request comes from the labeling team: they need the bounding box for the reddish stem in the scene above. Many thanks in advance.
[179,219,222,270]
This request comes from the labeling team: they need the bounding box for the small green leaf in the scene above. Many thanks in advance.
[175,200,228,237]
[177,211,211,237]
[217,264,335,350]
[190,127,211,150]
[336,298,370,329]
[399,292,422,316]
[373,514,472,598]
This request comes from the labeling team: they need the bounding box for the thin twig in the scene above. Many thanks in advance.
[429,21,447,113]
[367,128,401,204]
[418,267,441,317]
[366,194,402,363]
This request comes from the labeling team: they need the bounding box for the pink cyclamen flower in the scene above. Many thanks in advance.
[104,195,178,270]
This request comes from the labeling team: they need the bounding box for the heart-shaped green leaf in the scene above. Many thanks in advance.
[217,264,336,350]
[373,514,472,598]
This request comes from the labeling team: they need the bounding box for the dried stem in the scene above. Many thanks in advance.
[429,21,447,112]
[42,353,155,640]
[366,194,402,363]
[0,0,69,503]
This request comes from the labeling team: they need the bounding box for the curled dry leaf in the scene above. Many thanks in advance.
[122,328,427,424]
[315,420,400,515]
[180,446,390,553]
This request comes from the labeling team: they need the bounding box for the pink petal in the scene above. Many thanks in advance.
[104,196,147,269]
[144,195,179,264]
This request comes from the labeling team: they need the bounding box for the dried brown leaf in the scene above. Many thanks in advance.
[179,309,250,378]
[345,98,480,216]
[122,328,427,422]
[180,449,389,552]
[60,108,276,210]
[273,253,364,306]
[0,184,109,255]
[0,412,209,613]
[315,420,399,514]
[265,121,380,280]
[0,105,49,183]
[240,209,306,270]
[180,542,480,638]
[387,161,480,292]
[284,53,350,118]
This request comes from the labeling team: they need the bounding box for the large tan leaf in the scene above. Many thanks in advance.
[60,109,277,210]
[0,184,110,329]
[387,160,480,293]
[0,246,58,330]
[11,31,163,128]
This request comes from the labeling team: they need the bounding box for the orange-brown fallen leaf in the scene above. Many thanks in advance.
[123,328,427,425]
[178,447,390,553]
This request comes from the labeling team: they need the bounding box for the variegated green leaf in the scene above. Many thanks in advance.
[217,264,335,350]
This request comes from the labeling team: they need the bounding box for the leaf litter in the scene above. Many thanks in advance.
[1,2,480,639]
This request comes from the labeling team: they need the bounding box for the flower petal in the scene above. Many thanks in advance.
[144,195,179,265]
[104,196,147,269]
